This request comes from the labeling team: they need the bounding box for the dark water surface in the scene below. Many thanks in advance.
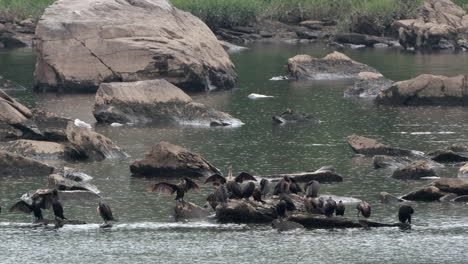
[1,44,468,263]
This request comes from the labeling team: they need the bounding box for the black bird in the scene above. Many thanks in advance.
[148,177,200,203]
[9,189,60,222]
[260,179,270,197]
[208,182,228,209]
[97,202,116,225]
[279,194,296,211]
[274,176,302,195]
[242,182,256,200]
[304,180,320,198]
[398,205,414,224]
[335,200,345,216]
[356,201,371,218]
[205,168,257,199]
[275,200,287,220]
[304,197,322,214]
[323,197,337,217]
[52,199,66,221]
[252,186,265,203]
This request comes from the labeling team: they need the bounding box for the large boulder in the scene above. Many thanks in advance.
[130,141,220,178]
[34,0,236,92]
[401,186,447,201]
[93,79,242,126]
[0,89,32,125]
[0,150,55,176]
[346,135,417,157]
[392,160,438,180]
[428,144,468,163]
[1,139,67,160]
[395,0,468,50]
[376,74,468,106]
[433,178,468,195]
[287,51,379,80]
[65,121,128,161]
[344,72,393,99]
[402,178,468,201]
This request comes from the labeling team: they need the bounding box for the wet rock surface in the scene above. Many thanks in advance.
[392,160,439,180]
[0,150,55,177]
[344,72,393,99]
[347,135,417,157]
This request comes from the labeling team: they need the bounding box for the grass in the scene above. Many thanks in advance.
[0,0,55,20]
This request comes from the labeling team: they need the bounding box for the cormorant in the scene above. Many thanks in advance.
[252,186,265,203]
[204,168,256,199]
[356,201,371,218]
[304,180,320,198]
[242,182,256,200]
[335,200,345,216]
[398,205,414,224]
[273,176,302,195]
[304,197,322,214]
[323,197,336,217]
[276,200,287,220]
[260,179,270,197]
[207,182,228,209]
[9,189,60,222]
[279,194,296,211]
[97,202,116,226]
[147,177,200,203]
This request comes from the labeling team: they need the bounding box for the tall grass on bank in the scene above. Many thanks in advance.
[0,0,55,20]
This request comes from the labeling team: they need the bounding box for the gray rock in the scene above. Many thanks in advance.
[347,135,417,157]
[379,192,404,203]
[272,109,320,125]
[0,150,54,177]
[345,72,393,99]
[392,160,438,180]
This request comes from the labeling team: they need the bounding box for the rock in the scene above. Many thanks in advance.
[428,148,468,163]
[299,20,326,30]
[0,76,26,91]
[373,155,412,169]
[272,109,320,124]
[401,186,447,201]
[344,72,393,99]
[93,79,242,127]
[272,219,304,231]
[395,0,468,50]
[174,202,211,221]
[287,51,379,80]
[260,170,343,183]
[29,109,71,142]
[18,19,34,27]
[0,89,32,125]
[458,163,468,177]
[130,141,220,178]
[65,121,128,161]
[288,214,406,229]
[432,178,468,195]
[379,192,404,203]
[215,199,276,223]
[295,30,320,40]
[0,123,22,141]
[392,160,438,180]
[335,33,383,46]
[218,40,248,53]
[1,139,67,160]
[0,150,54,177]
[346,135,416,157]
[34,0,236,93]
[48,173,100,194]
[376,74,468,106]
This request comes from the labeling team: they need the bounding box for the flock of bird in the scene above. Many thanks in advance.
[147,167,415,225]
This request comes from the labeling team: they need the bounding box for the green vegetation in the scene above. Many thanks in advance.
[0,0,54,20]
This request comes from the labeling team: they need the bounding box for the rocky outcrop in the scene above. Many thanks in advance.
[66,121,128,161]
[347,135,418,157]
[401,186,447,201]
[0,89,32,125]
[174,202,210,222]
[344,72,393,99]
[428,144,468,163]
[260,168,343,183]
[93,79,242,127]
[373,155,413,169]
[392,160,438,180]
[1,139,67,160]
[376,74,468,106]
[395,0,468,50]
[287,52,379,80]
[379,192,404,203]
[0,150,54,176]
[130,141,220,178]
[402,178,468,201]
[334,33,397,47]
[34,0,236,93]
[272,109,320,125]
[433,178,468,195]
[288,214,406,229]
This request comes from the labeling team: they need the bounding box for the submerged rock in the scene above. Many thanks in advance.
[395,0,468,50]
[344,72,393,99]
[376,74,468,106]
[272,109,320,124]
[1,139,67,160]
[373,155,413,169]
[346,135,417,157]
[288,214,406,229]
[216,199,277,223]
[379,192,404,203]
[287,51,378,80]
[260,169,343,183]
[174,202,211,222]
[272,219,304,231]
[392,160,438,180]
[93,79,242,127]
[0,150,55,177]
[34,0,236,92]
[428,147,468,163]
[130,141,220,178]
[65,121,128,161]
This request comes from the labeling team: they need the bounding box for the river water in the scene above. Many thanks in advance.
[1,44,468,263]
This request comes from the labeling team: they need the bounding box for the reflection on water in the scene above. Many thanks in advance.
[1,44,468,263]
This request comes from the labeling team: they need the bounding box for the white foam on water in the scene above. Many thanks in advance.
[248,93,274,99]
[74,119,92,129]
[110,122,124,127]
[177,118,245,128]
[420,176,441,180]
[269,76,289,81]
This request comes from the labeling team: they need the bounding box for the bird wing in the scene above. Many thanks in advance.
[204,174,227,184]
[9,201,33,214]
[183,177,200,192]
[147,182,178,194]
[235,172,257,183]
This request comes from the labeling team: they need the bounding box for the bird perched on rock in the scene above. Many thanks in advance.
[323,197,337,217]
[276,200,287,220]
[304,197,322,214]
[356,201,371,218]
[273,176,302,195]
[304,180,320,198]
[252,186,265,203]
[207,182,228,209]
[242,182,256,200]
[97,202,116,227]
[204,168,257,199]
[260,179,270,198]
[148,177,200,203]
[398,205,414,224]
[9,189,60,222]
[335,200,345,216]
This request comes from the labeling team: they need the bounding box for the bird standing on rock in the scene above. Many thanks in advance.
[356,201,371,218]
[398,205,414,224]
[252,186,265,203]
[204,168,257,199]
[323,197,337,217]
[335,200,345,216]
[97,202,116,227]
[147,177,200,203]
[260,179,270,198]
[304,180,320,198]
